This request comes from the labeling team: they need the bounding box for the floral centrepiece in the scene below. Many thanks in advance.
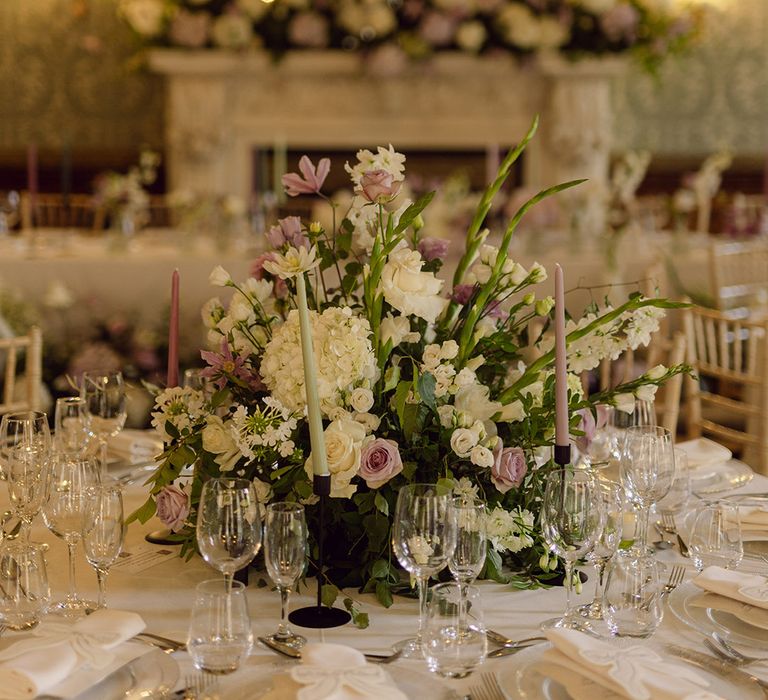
[119,0,703,70]
[131,119,686,603]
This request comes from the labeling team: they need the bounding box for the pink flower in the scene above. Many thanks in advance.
[201,341,264,391]
[419,11,456,47]
[282,155,331,197]
[360,169,401,203]
[359,438,403,489]
[574,405,610,454]
[169,10,211,48]
[156,485,190,532]
[451,284,475,305]
[251,252,278,280]
[418,236,450,261]
[266,216,308,249]
[288,12,329,48]
[491,442,527,493]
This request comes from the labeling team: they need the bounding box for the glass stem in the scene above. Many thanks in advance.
[416,576,429,645]
[458,580,469,631]
[224,572,234,641]
[592,559,608,616]
[100,440,108,478]
[276,586,291,638]
[638,506,651,552]
[563,559,575,619]
[67,540,78,603]
[96,568,108,608]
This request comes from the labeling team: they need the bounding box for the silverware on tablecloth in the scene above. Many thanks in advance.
[485,630,547,648]
[709,632,768,665]
[486,641,545,659]
[662,564,686,597]
[665,643,768,692]
[676,532,691,558]
[134,631,186,653]
[258,636,402,664]
[468,671,505,700]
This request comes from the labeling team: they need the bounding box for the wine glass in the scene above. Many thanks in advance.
[689,501,743,571]
[391,483,457,658]
[577,479,624,621]
[83,484,125,608]
[0,542,50,630]
[448,496,486,631]
[655,449,691,547]
[263,502,307,650]
[81,371,127,474]
[541,468,602,629]
[196,478,262,594]
[54,396,91,457]
[1,411,52,540]
[620,426,675,555]
[42,454,100,615]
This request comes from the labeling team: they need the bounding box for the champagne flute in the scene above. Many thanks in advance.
[620,426,675,555]
[655,449,691,546]
[54,396,91,457]
[81,371,127,475]
[448,497,486,631]
[83,484,125,608]
[263,502,307,649]
[42,454,100,615]
[196,478,262,594]
[392,483,457,658]
[541,468,602,629]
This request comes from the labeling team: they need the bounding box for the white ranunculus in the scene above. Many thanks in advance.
[470,445,494,468]
[120,0,165,37]
[202,416,241,472]
[209,265,232,287]
[349,387,374,413]
[378,247,448,323]
[614,393,636,414]
[450,428,478,458]
[635,384,659,403]
[437,405,455,428]
[498,400,525,422]
[380,313,418,347]
[454,384,502,422]
[646,364,667,380]
[305,418,366,498]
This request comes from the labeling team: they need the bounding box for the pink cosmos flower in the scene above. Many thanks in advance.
[156,485,190,532]
[266,216,308,249]
[359,438,403,489]
[418,236,450,261]
[282,155,331,197]
[360,169,401,203]
[201,341,264,390]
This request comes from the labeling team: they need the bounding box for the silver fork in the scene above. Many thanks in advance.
[663,564,686,595]
[479,671,505,700]
[701,640,768,691]
[710,633,768,665]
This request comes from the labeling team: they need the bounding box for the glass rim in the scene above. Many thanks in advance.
[205,477,253,491]
[624,425,671,437]
[429,581,481,595]
[451,495,486,509]
[195,578,247,595]
[266,501,305,514]
[1,410,48,423]
[55,396,86,405]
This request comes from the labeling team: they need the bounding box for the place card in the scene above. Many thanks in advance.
[111,544,177,574]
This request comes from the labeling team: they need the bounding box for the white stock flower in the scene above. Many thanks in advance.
[209,265,232,287]
[454,384,501,422]
[345,145,406,187]
[450,428,478,458]
[349,387,374,413]
[470,445,494,468]
[614,393,636,414]
[379,247,448,323]
[437,405,455,428]
[646,364,667,380]
[635,384,658,403]
[485,506,535,553]
[380,313,419,347]
[151,387,207,442]
[453,476,479,499]
[304,418,366,498]
[262,245,320,280]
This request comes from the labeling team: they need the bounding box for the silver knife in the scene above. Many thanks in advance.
[486,642,544,659]
[259,636,301,659]
[665,644,768,694]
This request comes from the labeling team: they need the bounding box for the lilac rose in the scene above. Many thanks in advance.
[573,405,609,454]
[360,170,401,203]
[491,442,527,493]
[418,236,450,262]
[265,216,308,249]
[156,484,190,532]
[358,438,403,489]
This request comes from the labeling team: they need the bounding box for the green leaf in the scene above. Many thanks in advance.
[375,581,394,608]
[416,371,437,411]
[393,380,411,427]
[383,364,400,392]
[126,497,156,525]
[483,548,508,584]
[436,477,455,496]
[343,598,370,628]
[394,192,435,235]
[371,559,390,580]
[164,420,180,440]
[321,584,340,608]
[374,492,389,517]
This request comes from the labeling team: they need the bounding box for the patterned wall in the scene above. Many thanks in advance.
[0,1,765,158]
[0,0,163,152]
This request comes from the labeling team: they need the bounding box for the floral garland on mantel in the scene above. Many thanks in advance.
[118,0,704,71]
[130,118,687,606]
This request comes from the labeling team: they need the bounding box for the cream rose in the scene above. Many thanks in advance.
[202,416,241,472]
[454,384,502,422]
[450,428,478,458]
[304,418,366,498]
[378,247,448,323]
[349,387,374,413]
[470,445,494,468]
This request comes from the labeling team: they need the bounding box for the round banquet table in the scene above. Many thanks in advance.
[4,450,767,699]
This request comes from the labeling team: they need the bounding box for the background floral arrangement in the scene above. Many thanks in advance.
[119,0,703,70]
[132,118,686,605]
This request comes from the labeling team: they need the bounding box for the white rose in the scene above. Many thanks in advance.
[454,384,502,422]
[635,384,659,403]
[422,344,443,369]
[454,368,476,389]
[470,445,494,468]
[450,428,478,458]
[614,393,636,414]
[305,418,366,498]
[498,400,525,422]
[353,412,381,433]
[202,416,241,472]
[349,387,374,413]
[437,405,455,428]
[440,340,459,360]
[646,364,667,381]
[380,313,418,347]
[378,247,448,323]
[209,265,232,287]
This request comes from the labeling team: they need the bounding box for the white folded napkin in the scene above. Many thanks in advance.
[262,643,406,700]
[676,438,732,469]
[737,506,768,529]
[108,430,163,464]
[0,609,145,699]
[536,628,722,700]
[690,591,768,631]
[692,566,768,610]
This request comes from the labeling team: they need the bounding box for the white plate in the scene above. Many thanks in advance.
[677,438,733,468]
[667,581,768,648]
[73,649,179,700]
[496,641,763,700]
[689,459,753,495]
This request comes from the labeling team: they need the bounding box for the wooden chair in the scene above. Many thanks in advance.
[0,327,43,415]
[20,192,99,230]
[683,305,768,475]
[708,239,768,317]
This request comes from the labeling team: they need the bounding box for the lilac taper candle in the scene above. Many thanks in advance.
[167,269,180,388]
[554,264,568,451]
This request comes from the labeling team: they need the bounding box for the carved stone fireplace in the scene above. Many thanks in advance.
[149,50,622,211]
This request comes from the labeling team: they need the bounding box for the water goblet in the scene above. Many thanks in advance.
[689,501,743,571]
[655,449,691,546]
[196,478,262,594]
[187,579,253,675]
[81,371,127,475]
[423,582,487,678]
[83,484,125,608]
[392,483,457,658]
[54,396,92,457]
[0,542,50,630]
[263,502,307,650]
[541,468,602,629]
[603,552,664,638]
[448,497,486,630]
[42,454,100,615]
[620,426,675,555]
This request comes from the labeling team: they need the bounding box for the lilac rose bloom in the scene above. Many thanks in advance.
[358,438,403,489]
[266,216,308,249]
[491,442,527,493]
[156,484,190,532]
[360,170,401,203]
[451,283,475,305]
[418,236,450,262]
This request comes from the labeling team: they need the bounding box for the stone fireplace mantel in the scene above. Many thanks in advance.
[149,49,623,208]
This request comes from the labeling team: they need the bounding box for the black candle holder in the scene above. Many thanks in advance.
[288,474,352,629]
[554,444,571,467]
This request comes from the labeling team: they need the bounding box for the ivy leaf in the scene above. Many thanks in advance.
[383,364,400,392]
[164,420,180,440]
[343,598,370,628]
[126,497,156,525]
[416,371,437,411]
[375,581,394,608]
[371,559,390,580]
[483,548,509,584]
[374,492,389,517]
[321,584,340,608]
[394,380,411,427]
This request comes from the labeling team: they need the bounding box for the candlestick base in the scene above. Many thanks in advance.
[144,528,181,545]
[554,444,571,467]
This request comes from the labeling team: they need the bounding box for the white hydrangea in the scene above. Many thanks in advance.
[345,144,406,187]
[261,307,377,416]
[486,507,535,553]
[151,387,208,442]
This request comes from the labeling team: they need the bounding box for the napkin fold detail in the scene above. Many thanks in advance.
[291,665,405,700]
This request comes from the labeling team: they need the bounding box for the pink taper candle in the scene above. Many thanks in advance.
[554,263,568,447]
[167,269,180,388]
